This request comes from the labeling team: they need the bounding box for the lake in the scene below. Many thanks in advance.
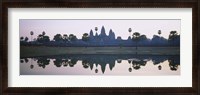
[20,54,180,75]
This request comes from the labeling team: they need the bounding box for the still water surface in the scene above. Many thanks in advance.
[20,54,180,75]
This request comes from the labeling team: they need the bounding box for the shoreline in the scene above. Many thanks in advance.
[20,46,180,57]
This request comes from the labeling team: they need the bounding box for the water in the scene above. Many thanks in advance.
[20,54,180,75]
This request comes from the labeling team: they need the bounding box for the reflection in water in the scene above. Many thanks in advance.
[20,54,180,75]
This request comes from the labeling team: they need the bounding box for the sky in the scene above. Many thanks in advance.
[19,19,180,40]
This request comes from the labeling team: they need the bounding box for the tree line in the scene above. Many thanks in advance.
[20,28,180,47]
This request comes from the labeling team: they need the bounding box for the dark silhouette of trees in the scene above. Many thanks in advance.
[168,57,179,71]
[82,33,89,42]
[53,34,63,42]
[139,35,147,41]
[20,37,24,41]
[21,54,180,75]
[82,60,89,69]
[68,59,78,67]
[24,58,29,63]
[20,26,180,47]
[132,63,141,70]
[63,59,69,67]
[132,32,140,50]
[69,34,77,41]
[37,31,50,43]
[20,59,24,63]
[168,31,178,46]
[53,58,63,67]
[63,34,68,42]
[37,58,50,68]
[20,36,29,42]
[53,58,70,67]
[24,37,29,42]
[117,59,122,63]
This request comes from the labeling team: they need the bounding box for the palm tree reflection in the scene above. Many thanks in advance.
[95,64,98,73]
[22,54,180,74]
[24,58,29,63]
[63,59,69,67]
[128,62,132,72]
[168,57,180,71]
[37,58,50,68]
[131,58,147,70]
[158,65,162,70]
[30,58,34,69]
[53,58,63,67]
[69,59,78,67]
[82,60,89,69]
[169,64,178,71]
[20,59,24,63]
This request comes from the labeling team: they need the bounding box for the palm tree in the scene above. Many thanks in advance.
[128,28,132,37]
[24,37,29,42]
[42,31,46,36]
[132,62,141,70]
[30,64,34,69]
[82,33,89,42]
[95,64,98,73]
[168,31,178,46]
[82,60,89,69]
[20,37,24,41]
[69,34,77,41]
[30,31,34,42]
[95,27,98,31]
[53,34,63,42]
[30,59,34,69]
[63,59,69,67]
[132,32,140,50]
[128,62,132,72]
[95,68,98,73]
[158,30,162,46]
[158,65,162,70]
[158,30,161,36]
[63,34,68,42]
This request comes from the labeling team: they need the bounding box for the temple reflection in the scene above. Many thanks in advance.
[20,54,180,74]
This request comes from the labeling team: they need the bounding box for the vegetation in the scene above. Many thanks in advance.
[128,28,132,37]
[158,30,161,36]
[53,34,63,42]
[168,31,179,46]
[20,28,180,49]
[82,33,89,42]
[132,32,140,50]
[37,31,50,43]
[69,34,77,41]
[63,34,68,42]
[20,54,180,73]
[30,31,34,42]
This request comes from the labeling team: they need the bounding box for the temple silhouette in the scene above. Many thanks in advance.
[20,26,180,47]
[57,26,180,47]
